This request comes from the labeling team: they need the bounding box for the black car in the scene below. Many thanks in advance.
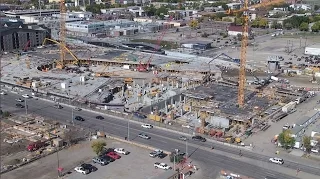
[96,116,104,120]
[74,116,85,121]
[100,155,114,162]
[81,163,97,172]
[15,103,24,108]
[192,135,206,142]
[54,104,63,109]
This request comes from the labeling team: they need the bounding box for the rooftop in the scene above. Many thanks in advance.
[291,126,304,136]
[306,43,320,49]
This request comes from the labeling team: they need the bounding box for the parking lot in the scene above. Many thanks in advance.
[64,139,182,179]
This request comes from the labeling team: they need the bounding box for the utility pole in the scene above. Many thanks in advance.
[57,150,60,177]
[173,155,176,171]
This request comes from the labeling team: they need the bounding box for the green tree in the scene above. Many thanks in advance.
[235,17,243,25]
[251,19,259,27]
[299,22,309,31]
[91,140,106,155]
[303,136,312,153]
[144,4,157,17]
[223,17,233,22]
[311,22,320,32]
[278,130,295,149]
[189,20,199,29]
[284,22,293,30]
[259,18,268,28]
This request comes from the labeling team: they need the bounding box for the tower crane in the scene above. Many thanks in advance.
[226,0,284,108]
[58,0,67,69]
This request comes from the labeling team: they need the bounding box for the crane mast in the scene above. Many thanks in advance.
[59,0,67,69]
[237,0,249,108]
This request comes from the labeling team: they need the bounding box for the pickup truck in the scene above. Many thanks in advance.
[154,162,171,170]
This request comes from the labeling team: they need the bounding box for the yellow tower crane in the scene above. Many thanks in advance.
[226,0,285,108]
[58,0,67,69]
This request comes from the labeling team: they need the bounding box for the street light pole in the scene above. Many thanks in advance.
[57,150,60,177]
[186,140,188,159]
[24,97,28,115]
[173,155,176,171]
[127,118,130,141]
[71,108,74,126]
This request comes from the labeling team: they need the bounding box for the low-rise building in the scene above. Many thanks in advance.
[289,4,311,11]
[4,9,60,18]
[227,25,252,36]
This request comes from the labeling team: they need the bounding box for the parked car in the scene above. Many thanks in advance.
[22,94,31,98]
[15,103,24,108]
[154,162,171,170]
[138,133,150,139]
[92,157,108,166]
[179,136,188,141]
[96,116,104,120]
[269,157,284,165]
[149,149,163,158]
[74,116,84,121]
[114,148,129,155]
[141,124,153,129]
[192,135,206,142]
[54,104,63,109]
[74,107,82,111]
[15,98,24,102]
[311,148,319,153]
[0,91,7,95]
[74,166,89,175]
[106,152,121,159]
[81,163,97,172]
[182,124,194,129]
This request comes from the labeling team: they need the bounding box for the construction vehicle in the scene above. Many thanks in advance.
[136,16,173,72]
[124,77,133,85]
[226,0,285,108]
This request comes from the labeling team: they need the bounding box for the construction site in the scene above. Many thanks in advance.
[1,0,319,149]
[0,113,88,171]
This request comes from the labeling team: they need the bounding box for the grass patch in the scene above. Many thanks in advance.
[130,39,179,49]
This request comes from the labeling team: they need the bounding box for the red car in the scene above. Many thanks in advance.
[106,152,121,159]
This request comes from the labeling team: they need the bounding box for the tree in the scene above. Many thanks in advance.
[284,22,293,30]
[278,130,295,149]
[223,17,233,22]
[299,22,309,31]
[258,18,268,28]
[91,140,106,155]
[189,20,199,29]
[303,136,312,153]
[311,22,320,32]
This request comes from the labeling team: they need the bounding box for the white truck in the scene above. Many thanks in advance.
[154,162,172,170]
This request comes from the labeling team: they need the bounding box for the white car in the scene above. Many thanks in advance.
[311,148,319,153]
[0,91,7,95]
[269,157,284,165]
[182,124,193,129]
[74,107,82,111]
[114,148,129,155]
[22,94,30,98]
[74,166,89,174]
[154,162,172,170]
[141,124,153,129]
[15,98,24,102]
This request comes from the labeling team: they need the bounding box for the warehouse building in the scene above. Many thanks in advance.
[4,9,60,18]
[0,24,50,52]
[305,44,320,56]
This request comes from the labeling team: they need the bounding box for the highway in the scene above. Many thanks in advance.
[1,92,319,179]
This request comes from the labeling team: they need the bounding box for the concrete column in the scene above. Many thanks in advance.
[180,108,183,116]
[133,80,136,88]
[171,81,174,87]
[149,82,151,88]
[165,101,168,113]
[176,82,179,88]
[171,98,174,105]
[179,95,182,102]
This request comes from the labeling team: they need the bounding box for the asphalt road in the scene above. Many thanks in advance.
[1,92,318,179]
